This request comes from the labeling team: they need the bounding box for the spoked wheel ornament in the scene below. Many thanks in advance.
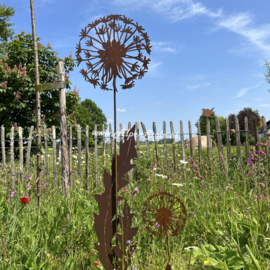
[142,191,187,269]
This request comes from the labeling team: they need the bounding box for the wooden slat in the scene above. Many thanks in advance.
[235,116,242,163]
[85,125,89,188]
[215,117,223,165]
[94,124,97,187]
[44,126,48,184]
[244,116,250,162]
[170,121,176,172]
[11,127,15,190]
[262,116,269,169]
[153,122,159,161]
[136,122,140,164]
[77,125,81,187]
[206,118,211,165]
[25,126,34,174]
[188,120,193,158]
[120,123,123,151]
[197,120,202,167]
[69,124,73,190]
[225,118,232,164]
[35,81,66,91]
[52,126,57,188]
[1,127,6,186]
[163,121,168,168]
[109,123,114,161]
[141,122,150,159]
[127,122,133,182]
[19,127,23,184]
[180,121,186,181]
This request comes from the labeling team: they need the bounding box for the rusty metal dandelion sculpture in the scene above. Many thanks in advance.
[76,15,151,269]
[142,191,187,269]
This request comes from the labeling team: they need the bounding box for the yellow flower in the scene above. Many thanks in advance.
[204,260,210,265]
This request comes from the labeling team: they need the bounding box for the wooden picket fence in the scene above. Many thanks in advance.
[0,116,269,191]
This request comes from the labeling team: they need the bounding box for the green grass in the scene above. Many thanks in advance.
[0,142,270,269]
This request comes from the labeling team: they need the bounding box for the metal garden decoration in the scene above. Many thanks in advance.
[76,15,151,269]
[142,191,187,270]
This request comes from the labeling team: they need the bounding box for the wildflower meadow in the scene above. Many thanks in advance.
[1,138,270,269]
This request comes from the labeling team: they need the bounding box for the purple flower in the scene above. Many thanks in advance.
[193,164,198,170]
[132,187,138,197]
[198,175,203,180]
[27,185,32,188]
[149,237,151,240]
[188,158,194,164]
[188,212,194,215]
[124,189,128,194]
[132,266,136,270]
[9,189,12,192]
[155,222,160,227]
[259,195,266,200]
[43,183,47,187]
[254,195,257,199]
[126,240,131,244]
[10,192,14,198]
[87,186,89,189]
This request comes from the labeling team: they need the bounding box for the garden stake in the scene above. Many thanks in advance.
[76,15,151,269]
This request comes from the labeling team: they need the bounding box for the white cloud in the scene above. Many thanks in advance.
[147,61,163,73]
[250,98,262,102]
[108,119,113,122]
[152,41,183,53]
[186,81,210,89]
[216,13,270,54]
[233,81,264,98]
[113,0,222,22]
[117,108,126,112]
[257,103,270,108]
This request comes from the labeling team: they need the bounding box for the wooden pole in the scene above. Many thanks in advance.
[58,61,70,198]
[30,0,42,207]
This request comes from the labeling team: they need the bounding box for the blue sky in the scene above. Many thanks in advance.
[3,0,270,142]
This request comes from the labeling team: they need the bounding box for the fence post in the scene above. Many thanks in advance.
[102,124,106,182]
[197,120,202,168]
[141,122,150,159]
[11,127,15,190]
[127,122,133,182]
[180,121,186,181]
[262,116,269,169]
[153,122,159,161]
[235,116,242,164]
[136,122,140,164]
[120,123,123,151]
[1,127,6,186]
[109,123,114,160]
[25,126,34,175]
[215,117,223,165]
[188,120,193,158]
[69,124,73,190]
[253,117,260,152]
[85,125,89,188]
[44,126,48,184]
[19,127,23,184]
[77,124,81,188]
[52,126,57,188]
[244,116,250,162]
[206,118,211,166]
[163,121,168,168]
[170,121,176,173]
[225,118,232,164]
[94,124,97,188]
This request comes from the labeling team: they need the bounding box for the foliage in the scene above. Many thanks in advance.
[0,3,15,56]
[265,59,270,92]
[69,98,108,148]
[228,107,262,145]
[0,31,80,161]
[194,109,227,144]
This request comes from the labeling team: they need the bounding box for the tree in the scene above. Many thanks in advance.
[228,107,262,144]
[67,96,108,148]
[0,31,79,162]
[0,4,15,56]
[194,108,227,144]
